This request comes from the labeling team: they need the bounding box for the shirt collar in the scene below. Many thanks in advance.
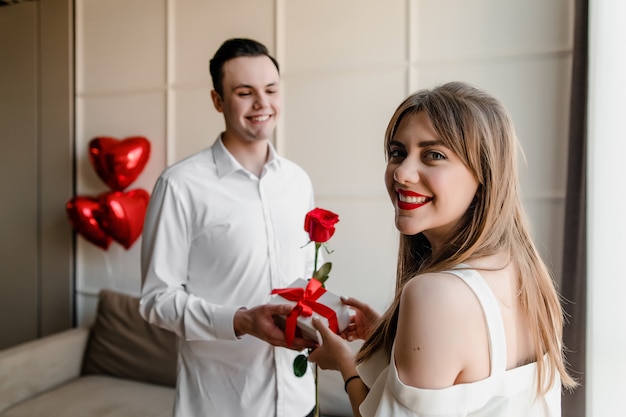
[212,134,282,178]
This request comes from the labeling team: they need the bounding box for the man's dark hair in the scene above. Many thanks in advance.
[209,38,280,98]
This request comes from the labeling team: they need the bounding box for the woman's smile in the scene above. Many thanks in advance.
[396,189,432,210]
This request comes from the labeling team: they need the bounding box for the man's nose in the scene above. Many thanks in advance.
[253,92,269,108]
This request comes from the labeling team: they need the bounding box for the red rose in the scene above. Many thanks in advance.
[304,208,340,243]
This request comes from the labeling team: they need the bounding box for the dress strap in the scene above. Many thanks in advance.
[445,266,507,375]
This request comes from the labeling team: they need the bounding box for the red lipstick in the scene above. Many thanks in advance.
[396,189,431,210]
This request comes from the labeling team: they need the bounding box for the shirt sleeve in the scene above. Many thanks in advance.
[139,176,239,341]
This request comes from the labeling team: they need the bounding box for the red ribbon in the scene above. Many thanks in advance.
[271,278,339,347]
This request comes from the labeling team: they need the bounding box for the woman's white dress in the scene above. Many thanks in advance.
[357,267,562,417]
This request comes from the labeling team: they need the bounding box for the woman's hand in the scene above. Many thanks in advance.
[309,317,369,417]
[340,296,381,341]
[308,317,356,376]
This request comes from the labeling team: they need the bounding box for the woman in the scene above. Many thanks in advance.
[309,82,576,416]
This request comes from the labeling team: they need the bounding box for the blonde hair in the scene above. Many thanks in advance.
[357,82,576,394]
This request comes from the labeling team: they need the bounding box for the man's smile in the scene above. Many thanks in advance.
[248,114,271,122]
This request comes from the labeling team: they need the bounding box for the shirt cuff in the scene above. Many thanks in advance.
[213,304,242,340]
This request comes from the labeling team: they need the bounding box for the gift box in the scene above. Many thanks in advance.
[270,278,351,345]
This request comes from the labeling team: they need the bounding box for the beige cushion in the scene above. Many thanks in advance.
[1,375,174,417]
[0,327,89,415]
[81,289,177,387]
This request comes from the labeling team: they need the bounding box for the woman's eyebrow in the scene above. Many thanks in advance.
[418,140,443,147]
[388,140,405,147]
[389,139,443,147]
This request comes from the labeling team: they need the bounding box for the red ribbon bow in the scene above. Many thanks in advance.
[271,278,339,347]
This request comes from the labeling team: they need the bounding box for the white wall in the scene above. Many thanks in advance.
[74,0,573,321]
[73,0,574,414]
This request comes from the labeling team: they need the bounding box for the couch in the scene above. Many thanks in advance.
[0,289,352,417]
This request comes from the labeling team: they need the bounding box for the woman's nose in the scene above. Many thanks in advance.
[393,160,420,184]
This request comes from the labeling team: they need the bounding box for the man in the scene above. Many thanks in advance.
[139,38,317,417]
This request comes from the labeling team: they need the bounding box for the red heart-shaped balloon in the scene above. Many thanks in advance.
[99,189,151,249]
[66,195,112,250]
[88,136,151,191]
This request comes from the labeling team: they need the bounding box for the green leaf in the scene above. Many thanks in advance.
[313,262,332,284]
[293,354,308,377]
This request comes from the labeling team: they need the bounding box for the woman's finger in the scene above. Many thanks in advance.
[341,296,371,312]
[312,316,333,339]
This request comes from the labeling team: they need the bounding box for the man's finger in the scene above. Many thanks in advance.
[266,303,293,315]
[289,336,318,351]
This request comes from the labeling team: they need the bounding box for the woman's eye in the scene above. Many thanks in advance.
[388,149,405,159]
[425,150,446,161]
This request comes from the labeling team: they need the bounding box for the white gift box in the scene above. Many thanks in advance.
[270,278,351,344]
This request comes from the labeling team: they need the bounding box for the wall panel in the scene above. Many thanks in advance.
[281,1,409,326]
[77,0,167,93]
[283,0,406,72]
[414,0,573,62]
[75,0,168,319]
[173,0,276,86]
[315,198,399,313]
[409,0,573,280]
[283,70,405,198]
[1,0,74,347]
[415,56,571,194]
[73,0,575,351]
[171,87,222,161]
[0,2,39,349]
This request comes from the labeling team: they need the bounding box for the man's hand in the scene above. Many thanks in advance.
[233,304,318,351]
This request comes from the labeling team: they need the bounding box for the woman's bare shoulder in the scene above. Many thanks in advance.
[402,270,479,305]
[394,271,489,388]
